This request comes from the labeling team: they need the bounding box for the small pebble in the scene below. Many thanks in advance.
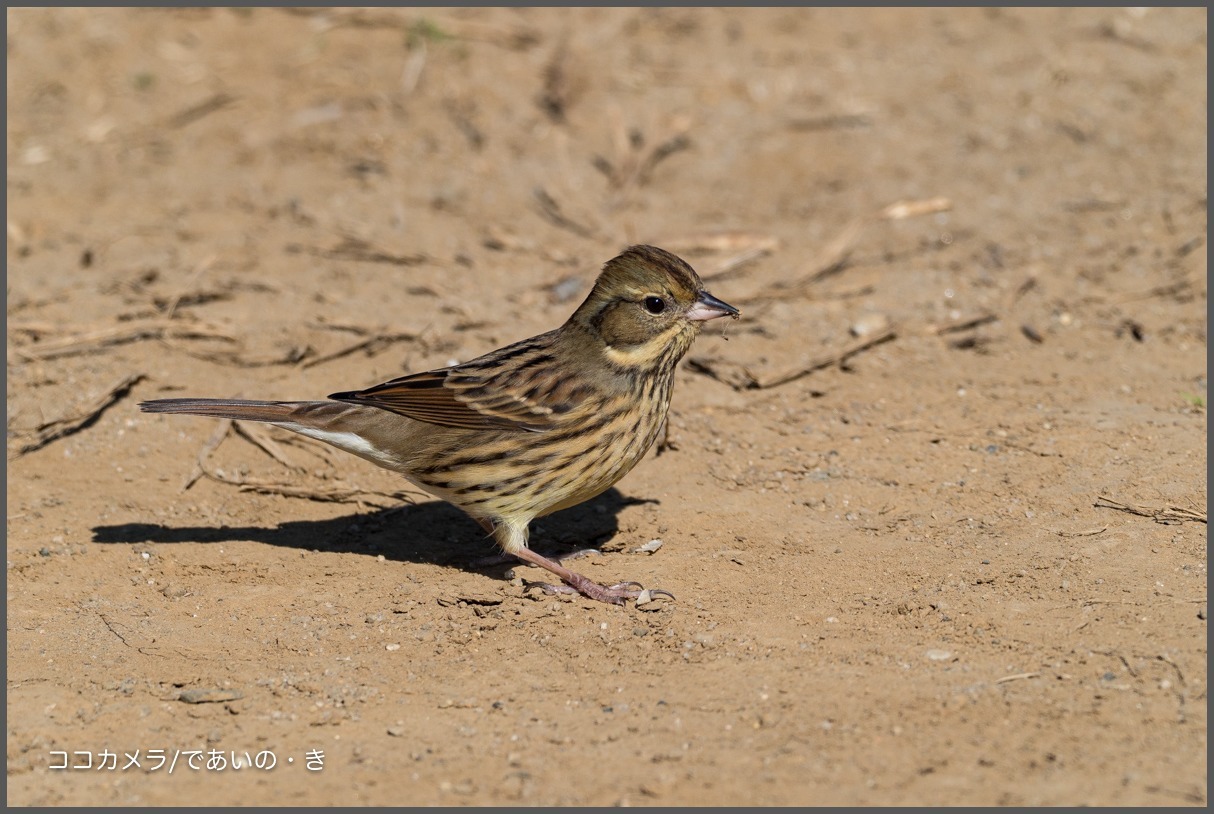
[850,313,890,338]
[636,591,668,612]
[926,649,953,661]
[179,688,243,704]
[634,539,663,555]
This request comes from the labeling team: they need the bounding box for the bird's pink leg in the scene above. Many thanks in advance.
[474,517,673,606]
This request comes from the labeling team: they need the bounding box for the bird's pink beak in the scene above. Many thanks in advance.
[686,291,740,322]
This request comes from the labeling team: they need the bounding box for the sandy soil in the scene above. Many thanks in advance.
[6,7,1207,806]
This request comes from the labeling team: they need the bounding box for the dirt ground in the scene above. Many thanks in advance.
[6,7,1207,807]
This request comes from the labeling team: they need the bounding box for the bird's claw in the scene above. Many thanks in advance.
[530,578,674,606]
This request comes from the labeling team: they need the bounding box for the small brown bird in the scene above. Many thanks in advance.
[141,245,738,604]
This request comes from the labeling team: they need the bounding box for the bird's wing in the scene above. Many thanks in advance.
[328,332,573,432]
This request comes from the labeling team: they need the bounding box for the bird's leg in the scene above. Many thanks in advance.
[511,546,673,606]
[468,517,597,567]
[480,517,672,605]
[470,548,600,568]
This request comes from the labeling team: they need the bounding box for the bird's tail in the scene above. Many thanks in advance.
[139,398,306,423]
[141,397,408,470]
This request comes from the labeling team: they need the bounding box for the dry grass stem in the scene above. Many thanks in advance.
[8,320,236,363]
[301,331,418,369]
[288,236,426,266]
[13,373,146,457]
[595,115,693,196]
[933,312,999,335]
[181,420,233,491]
[201,465,421,507]
[689,329,896,391]
[995,672,1041,684]
[234,422,303,470]
[741,197,953,303]
[160,255,217,319]
[279,8,540,50]
[655,231,781,256]
[532,187,599,239]
[1095,495,1206,525]
[166,93,237,129]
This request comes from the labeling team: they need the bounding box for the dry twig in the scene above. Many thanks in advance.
[1094,496,1206,525]
[701,247,772,282]
[166,93,238,129]
[654,230,781,257]
[13,373,146,457]
[237,480,420,506]
[172,343,313,369]
[539,37,580,121]
[182,420,233,491]
[8,320,235,363]
[302,331,418,369]
[933,312,999,336]
[787,112,874,132]
[1055,526,1108,538]
[995,672,1041,684]
[689,328,896,391]
[178,418,422,507]
[1021,324,1045,344]
[641,231,781,283]
[201,465,421,507]
[655,418,679,456]
[532,187,598,239]
[287,236,426,266]
[234,423,302,471]
[594,114,692,194]
[160,255,217,319]
[740,197,952,303]
[278,8,540,50]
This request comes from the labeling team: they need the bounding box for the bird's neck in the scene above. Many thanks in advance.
[560,318,697,384]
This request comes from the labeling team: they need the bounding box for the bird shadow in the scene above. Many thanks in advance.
[91,488,656,573]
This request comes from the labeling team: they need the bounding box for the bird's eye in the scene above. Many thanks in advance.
[643,296,666,315]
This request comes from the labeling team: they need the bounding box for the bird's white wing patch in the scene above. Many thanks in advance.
[278,423,401,469]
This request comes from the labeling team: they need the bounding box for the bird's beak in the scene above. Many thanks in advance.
[686,291,740,322]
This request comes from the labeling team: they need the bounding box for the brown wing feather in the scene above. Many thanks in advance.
[328,331,570,432]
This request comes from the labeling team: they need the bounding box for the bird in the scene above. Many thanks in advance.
[140,245,739,605]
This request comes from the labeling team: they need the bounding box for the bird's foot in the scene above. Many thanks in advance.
[511,546,673,606]
[533,577,675,606]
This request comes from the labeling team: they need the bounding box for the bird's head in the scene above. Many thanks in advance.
[568,245,739,372]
